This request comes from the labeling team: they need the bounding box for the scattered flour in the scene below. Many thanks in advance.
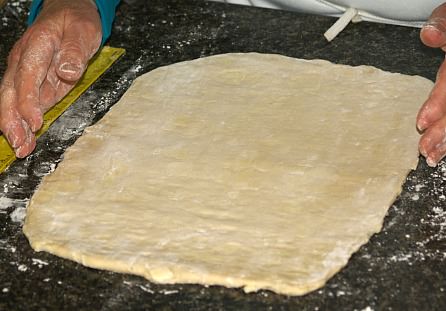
[138,284,155,294]
[123,280,182,295]
[336,290,345,297]
[0,197,15,211]
[32,258,49,269]
[10,206,26,224]
[388,161,446,265]
[0,239,16,253]
[0,196,28,219]
[1,0,28,26]
[159,289,179,295]
[92,56,145,113]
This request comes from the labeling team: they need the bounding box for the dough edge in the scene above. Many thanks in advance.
[24,165,416,296]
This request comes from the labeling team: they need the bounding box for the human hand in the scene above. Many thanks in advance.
[0,0,101,158]
[417,3,446,167]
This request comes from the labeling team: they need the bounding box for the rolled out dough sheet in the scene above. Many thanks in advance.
[23,53,432,296]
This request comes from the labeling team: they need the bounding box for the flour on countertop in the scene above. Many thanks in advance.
[31,258,49,268]
[92,56,146,113]
[0,196,27,212]
[123,280,185,295]
[0,197,12,212]
[0,239,16,253]
[1,0,28,26]
[10,206,26,223]
[382,161,446,266]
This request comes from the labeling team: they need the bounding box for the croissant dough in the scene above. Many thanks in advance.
[23,53,432,295]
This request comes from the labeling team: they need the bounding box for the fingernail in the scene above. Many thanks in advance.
[416,121,425,132]
[14,146,25,158]
[423,22,441,31]
[25,111,42,133]
[15,142,33,158]
[424,17,446,32]
[6,132,19,148]
[30,115,43,133]
[426,157,437,167]
[59,62,82,75]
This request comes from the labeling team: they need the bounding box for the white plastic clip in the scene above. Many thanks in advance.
[324,8,358,42]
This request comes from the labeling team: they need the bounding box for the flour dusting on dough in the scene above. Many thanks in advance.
[24,53,432,296]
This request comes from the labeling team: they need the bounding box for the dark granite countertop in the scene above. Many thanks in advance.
[0,0,445,310]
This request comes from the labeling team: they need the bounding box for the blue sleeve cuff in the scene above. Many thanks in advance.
[28,0,120,45]
[94,0,121,44]
[27,0,43,25]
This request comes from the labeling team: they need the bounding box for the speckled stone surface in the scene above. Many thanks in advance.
[0,0,445,310]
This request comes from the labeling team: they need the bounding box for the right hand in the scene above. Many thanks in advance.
[0,0,102,158]
[417,3,446,166]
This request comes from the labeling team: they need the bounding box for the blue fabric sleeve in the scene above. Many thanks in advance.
[94,0,121,44]
[28,0,120,45]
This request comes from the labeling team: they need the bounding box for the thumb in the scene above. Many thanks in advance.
[55,42,87,82]
[55,25,100,82]
[421,3,446,48]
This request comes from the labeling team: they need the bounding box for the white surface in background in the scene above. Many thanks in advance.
[210,0,444,27]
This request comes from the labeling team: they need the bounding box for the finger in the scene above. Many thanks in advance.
[419,116,446,166]
[39,53,75,111]
[427,142,446,167]
[38,59,60,111]
[55,23,100,82]
[39,79,57,112]
[421,3,446,48]
[14,119,36,158]
[417,59,446,131]
[39,77,76,112]
[2,39,22,89]
[0,41,28,148]
[0,84,36,157]
[54,80,76,103]
[0,87,26,149]
[14,30,55,133]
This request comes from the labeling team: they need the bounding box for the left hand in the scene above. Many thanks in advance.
[0,0,102,158]
[417,3,446,167]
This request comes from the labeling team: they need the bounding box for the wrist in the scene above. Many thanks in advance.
[28,0,119,45]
